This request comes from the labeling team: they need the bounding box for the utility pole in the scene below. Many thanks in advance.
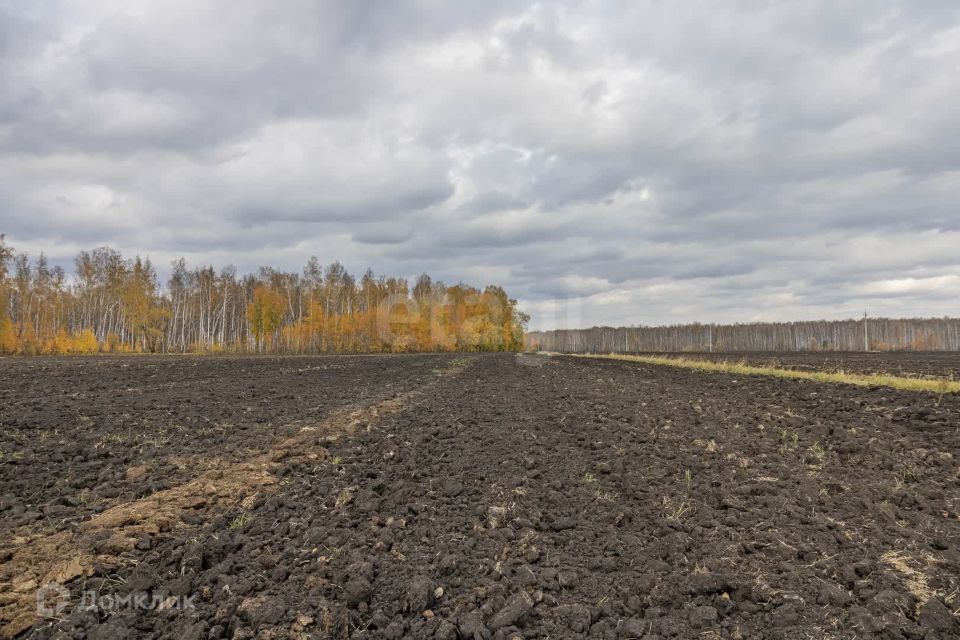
[708,324,713,353]
[863,310,869,352]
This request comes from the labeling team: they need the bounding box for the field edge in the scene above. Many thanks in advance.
[559,352,960,394]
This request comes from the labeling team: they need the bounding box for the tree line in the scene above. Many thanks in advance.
[527,317,960,353]
[0,235,528,355]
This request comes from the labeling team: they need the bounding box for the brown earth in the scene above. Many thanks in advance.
[2,353,959,639]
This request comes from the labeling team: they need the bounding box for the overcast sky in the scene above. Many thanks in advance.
[2,1,959,329]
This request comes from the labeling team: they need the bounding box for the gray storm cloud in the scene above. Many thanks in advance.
[1,0,959,329]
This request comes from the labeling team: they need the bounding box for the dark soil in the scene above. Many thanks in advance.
[643,351,960,379]
[3,354,960,639]
[0,355,454,540]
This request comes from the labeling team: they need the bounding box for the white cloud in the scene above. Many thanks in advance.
[1,0,959,329]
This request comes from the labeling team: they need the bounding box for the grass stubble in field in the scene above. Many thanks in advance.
[0,353,959,638]
[568,353,960,395]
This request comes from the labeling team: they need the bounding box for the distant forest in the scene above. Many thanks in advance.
[528,318,960,353]
[0,235,527,355]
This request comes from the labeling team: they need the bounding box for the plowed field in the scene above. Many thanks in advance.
[2,354,958,639]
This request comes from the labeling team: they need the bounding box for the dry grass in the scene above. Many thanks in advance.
[880,551,935,606]
[570,354,960,394]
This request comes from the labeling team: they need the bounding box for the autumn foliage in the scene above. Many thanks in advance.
[0,235,527,355]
